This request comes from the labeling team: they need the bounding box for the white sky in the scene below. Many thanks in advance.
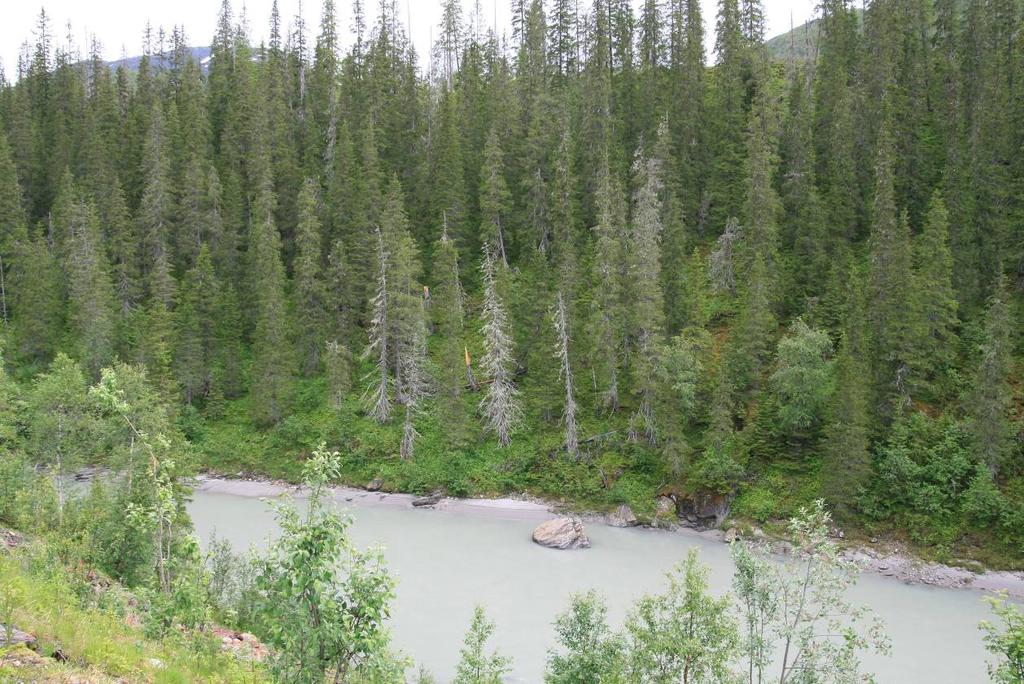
[1,0,817,79]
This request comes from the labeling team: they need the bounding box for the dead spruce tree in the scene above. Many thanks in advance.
[553,290,580,459]
[392,227,429,459]
[479,244,521,446]
[398,303,428,459]
[709,217,741,295]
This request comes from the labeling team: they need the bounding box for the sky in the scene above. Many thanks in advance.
[1,0,818,78]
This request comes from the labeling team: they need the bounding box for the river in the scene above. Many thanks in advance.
[187,480,1003,683]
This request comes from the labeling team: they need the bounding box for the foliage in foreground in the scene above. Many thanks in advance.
[981,594,1024,684]
[0,543,268,683]
[541,502,889,684]
[249,443,404,683]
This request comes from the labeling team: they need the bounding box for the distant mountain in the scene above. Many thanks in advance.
[765,18,822,62]
[105,24,832,75]
[765,10,865,63]
[106,46,212,73]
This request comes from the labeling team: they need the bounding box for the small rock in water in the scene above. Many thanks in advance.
[724,527,739,543]
[606,504,639,528]
[533,517,590,549]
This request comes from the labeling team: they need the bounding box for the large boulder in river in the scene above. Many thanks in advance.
[532,517,590,549]
[606,504,639,528]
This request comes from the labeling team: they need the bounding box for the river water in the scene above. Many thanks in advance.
[187,483,1000,683]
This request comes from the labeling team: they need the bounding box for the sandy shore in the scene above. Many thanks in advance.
[192,474,554,521]
[191,474,1024,598]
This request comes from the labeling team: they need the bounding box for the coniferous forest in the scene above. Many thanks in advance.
[1,0,1024,598]
[2,0,1024,680]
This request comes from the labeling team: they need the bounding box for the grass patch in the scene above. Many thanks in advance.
[0,545,268,683]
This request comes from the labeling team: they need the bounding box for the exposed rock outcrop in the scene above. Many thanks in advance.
[654,495,676,517]
[677,491,732,529]
[532,517,590,549]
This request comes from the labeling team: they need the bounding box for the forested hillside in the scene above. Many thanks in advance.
[0,0,1022,565]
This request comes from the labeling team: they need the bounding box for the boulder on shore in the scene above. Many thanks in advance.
[606,504,639,528]
[411,492,442,507]
[532,517,590,549]
[365,477,384,492]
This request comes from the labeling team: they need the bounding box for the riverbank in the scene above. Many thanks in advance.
[191,474,1024,599]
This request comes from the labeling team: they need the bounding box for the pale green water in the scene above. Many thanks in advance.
[188,488,998,683]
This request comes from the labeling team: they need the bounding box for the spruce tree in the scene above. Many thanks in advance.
[325,238,355,346]
[431,91,470,256]
[324,339,352,409]
[294,178,328,375]
[138,252,178,398]
[553,290,580,459]
[779,69,827,311]
[587,155,627,410]
[248,167,293,426]
[364,228,392,423]
[867,126,914,418]
[63,191,117,378]
[398,302,428,459]
[822,265,872,516]
[479,243,521,446]
[104,180,139,315]
[479,127,512,265]
[968,278,1015,474]
[628,142,666,442]
[668,0,707,227]
[10,234,63,363]
[549,0,579,79]
[707,0,748,231]
[137,102,173,286]
[0,129,27,324]
[740,104,781,293]
[175,246,219,404]
[907,191,959,400]
[431,226,470,440]
[708,217,740,295]
[549,117,579,287]
[215,285,245,399]
[726,253,776,396]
